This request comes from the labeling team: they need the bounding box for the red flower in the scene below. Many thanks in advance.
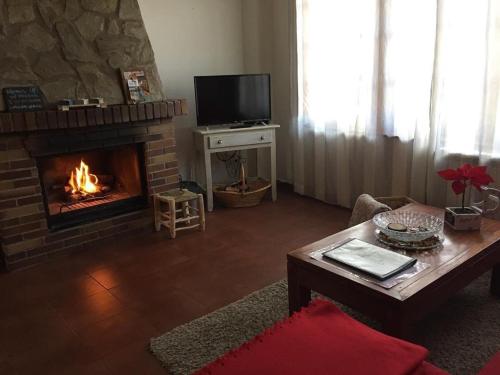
[438,163,494,195]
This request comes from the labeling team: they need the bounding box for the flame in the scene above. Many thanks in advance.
[69,160,99,194]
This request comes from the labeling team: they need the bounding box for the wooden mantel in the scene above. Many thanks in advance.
[0,99,188,134]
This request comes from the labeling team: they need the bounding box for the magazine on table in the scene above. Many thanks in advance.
[321,238,417,281]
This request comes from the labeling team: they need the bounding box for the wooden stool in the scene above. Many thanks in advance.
[154,189,205,238]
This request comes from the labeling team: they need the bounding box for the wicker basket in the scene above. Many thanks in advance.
[214,178,271,208]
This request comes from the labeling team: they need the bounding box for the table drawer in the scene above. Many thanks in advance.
[208,130,273,149]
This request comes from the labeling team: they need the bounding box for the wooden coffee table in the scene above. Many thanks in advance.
[287,203,500,338]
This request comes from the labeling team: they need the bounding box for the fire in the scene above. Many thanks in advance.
[69,160,99,194]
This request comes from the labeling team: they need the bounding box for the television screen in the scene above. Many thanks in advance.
[194,74,271,126]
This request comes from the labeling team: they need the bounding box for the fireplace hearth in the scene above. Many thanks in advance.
[37,144,148,230]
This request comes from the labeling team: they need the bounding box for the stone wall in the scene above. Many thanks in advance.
[0,0,164,109]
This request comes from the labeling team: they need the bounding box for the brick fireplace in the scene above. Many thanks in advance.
[0,100,186,270]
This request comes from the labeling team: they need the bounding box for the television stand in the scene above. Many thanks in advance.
[193,124,280,211]
[229,123,255,129]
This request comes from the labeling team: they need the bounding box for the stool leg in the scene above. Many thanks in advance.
[198,194,205,231]
[182,201,191,224]
[154,195,161,232]
[168,198,176,239]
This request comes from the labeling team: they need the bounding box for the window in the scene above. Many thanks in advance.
[297,0,500,154]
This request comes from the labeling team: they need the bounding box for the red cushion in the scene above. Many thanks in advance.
[195,299,432,375]
[478,352,500,375]
[411,361,449,375]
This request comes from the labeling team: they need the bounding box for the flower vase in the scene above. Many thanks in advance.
[444,206,481,231]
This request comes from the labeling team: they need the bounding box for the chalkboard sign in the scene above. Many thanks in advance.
[3,86,45,112]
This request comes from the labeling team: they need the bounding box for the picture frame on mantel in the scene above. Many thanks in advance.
[3,86,46,112]
[120,68,152,104]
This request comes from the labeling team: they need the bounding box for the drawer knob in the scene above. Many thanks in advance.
[217,140,223,144]
[260,136,265,140]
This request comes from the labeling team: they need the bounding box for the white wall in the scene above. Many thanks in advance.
[138,0,245,181]
[139,0,292,184]
[242,0,292,182]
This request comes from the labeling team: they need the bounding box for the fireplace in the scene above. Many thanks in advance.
[0,100,184,270]
[37,144,148,230]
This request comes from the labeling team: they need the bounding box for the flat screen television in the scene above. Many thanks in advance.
[194,74,271,126]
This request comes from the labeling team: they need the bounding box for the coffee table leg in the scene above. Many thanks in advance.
[491,264,500,297]
[287,261,311,315]
[382,315,413,341]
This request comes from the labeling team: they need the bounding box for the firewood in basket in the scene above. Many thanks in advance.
[239,164,249,193]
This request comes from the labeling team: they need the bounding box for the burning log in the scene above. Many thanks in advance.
[63,184,112,200]
[52,160,116,203]
[101,185,112,193]
[69,160,99,194]
[68,193,82,202]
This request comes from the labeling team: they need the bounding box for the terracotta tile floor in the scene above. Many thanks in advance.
[0,186,350,374]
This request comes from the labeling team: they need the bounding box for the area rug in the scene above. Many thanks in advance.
[150,272,499,375]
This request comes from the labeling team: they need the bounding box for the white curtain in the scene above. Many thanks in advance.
[291,0,500,208]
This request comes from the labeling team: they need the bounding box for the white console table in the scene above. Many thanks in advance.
[193,124,279,211]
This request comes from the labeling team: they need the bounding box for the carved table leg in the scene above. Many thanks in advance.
[382,317,414,341]
[491,264,500,297]
[382,306,415,341]
[287,260,311,315]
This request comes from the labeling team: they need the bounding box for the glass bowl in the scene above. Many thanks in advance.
[372,211,443,242]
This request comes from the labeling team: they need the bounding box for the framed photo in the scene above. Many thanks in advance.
[120,68,152,104]
[3,86,46,112]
